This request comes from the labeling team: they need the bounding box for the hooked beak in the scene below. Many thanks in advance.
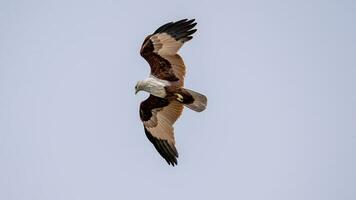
[135,88,139,95]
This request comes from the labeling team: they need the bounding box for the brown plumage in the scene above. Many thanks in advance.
[136,19,207,166]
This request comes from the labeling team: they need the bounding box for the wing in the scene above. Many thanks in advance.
[140,95,184,166]
[140,19,197,87]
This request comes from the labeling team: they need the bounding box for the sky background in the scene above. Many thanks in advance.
[1,0,356,199]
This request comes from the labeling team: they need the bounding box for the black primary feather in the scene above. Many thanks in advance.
[153,19,197,42]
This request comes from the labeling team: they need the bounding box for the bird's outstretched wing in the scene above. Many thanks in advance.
[140,95,184,166]
[140,19,197,87]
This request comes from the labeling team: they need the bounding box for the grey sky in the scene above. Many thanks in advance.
[1,0,355,199]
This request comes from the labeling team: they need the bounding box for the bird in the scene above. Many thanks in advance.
[135,19,207,166]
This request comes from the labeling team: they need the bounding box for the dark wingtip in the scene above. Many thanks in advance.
[153,18,197,42]
[144,127,179,166]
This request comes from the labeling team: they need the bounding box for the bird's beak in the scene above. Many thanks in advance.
[135,89,138,95]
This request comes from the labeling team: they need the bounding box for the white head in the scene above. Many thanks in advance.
[135,80,146,94]
[134,78,167,97]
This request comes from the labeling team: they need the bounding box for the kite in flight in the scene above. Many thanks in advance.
[135,19,207,166]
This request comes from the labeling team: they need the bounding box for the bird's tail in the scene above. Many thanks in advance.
[179,88,207,112]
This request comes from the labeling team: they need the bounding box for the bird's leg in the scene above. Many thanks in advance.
[174,93,184,103]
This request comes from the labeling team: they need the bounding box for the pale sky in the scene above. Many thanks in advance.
[1,0,355,200]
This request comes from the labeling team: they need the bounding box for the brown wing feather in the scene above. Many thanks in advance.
[140,95,183,166]
[140,19,197,87]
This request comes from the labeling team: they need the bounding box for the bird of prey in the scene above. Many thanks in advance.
[135,19,207,166]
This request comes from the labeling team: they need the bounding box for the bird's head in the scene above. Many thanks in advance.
[135,80,144,94]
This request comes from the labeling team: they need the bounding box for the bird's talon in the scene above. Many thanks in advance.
[175,93,184,102]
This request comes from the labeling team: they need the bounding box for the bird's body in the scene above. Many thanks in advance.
[136,19,207,166]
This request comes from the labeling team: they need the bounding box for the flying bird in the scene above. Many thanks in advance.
[135,19,207,166]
